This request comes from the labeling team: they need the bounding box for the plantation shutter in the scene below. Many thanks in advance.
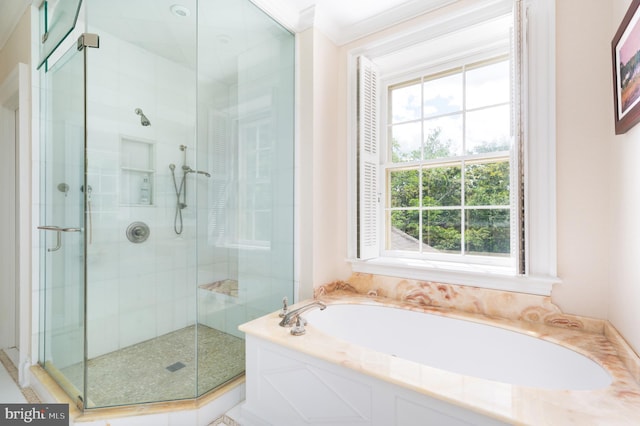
[357,56,380,260]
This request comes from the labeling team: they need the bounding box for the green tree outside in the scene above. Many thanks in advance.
[388,127,510,255]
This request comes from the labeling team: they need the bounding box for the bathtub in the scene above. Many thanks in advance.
[239,300,637,425]
[304,304,611,391]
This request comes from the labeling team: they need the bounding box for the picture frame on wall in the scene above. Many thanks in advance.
[613,0,640,134]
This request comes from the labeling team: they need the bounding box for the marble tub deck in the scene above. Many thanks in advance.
[241,294,640,425]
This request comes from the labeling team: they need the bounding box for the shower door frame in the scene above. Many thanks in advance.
[38,33,98,410]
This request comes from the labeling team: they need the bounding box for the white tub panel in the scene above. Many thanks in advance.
[242,336,508,426]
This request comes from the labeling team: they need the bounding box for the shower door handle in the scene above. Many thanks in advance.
[37,225,82,252]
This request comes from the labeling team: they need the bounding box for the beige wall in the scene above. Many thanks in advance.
[609,0,640,354]
[552,0,613,319]
[297,27,350,300]
[309,29,350,288]
[0,8,31,83]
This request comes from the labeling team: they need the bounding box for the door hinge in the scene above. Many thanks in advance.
[77,33,100,51]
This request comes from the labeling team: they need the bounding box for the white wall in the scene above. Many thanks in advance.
[609,0,640,354]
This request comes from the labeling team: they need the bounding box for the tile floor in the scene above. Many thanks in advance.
[0,350,27,403]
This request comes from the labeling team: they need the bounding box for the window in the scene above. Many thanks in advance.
[385,58,513,264]
[238,116,272,246]
[350,0,557,295]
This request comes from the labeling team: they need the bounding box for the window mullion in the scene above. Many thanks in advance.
[419,75,425,254]
[419,167,424,254]
[461,159,466,256]
[461,64,467,256]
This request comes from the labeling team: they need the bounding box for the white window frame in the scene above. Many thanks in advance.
[346,0,558,296]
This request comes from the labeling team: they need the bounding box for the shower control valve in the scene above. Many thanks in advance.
[126,221,150,243]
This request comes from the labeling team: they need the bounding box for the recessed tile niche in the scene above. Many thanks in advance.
[120,137,155,206]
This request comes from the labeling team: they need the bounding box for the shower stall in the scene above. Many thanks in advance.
[37,0,294,409]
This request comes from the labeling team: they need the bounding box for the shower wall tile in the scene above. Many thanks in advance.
[118,273,157,313]
[118,41,156,79]
[50,328,83,369]
[198,293,228,331]
[246,292,279,319]
[225,305,247,339]
[119,307,156,348]
[156,98,194,128]
[87,278,119,321]
[89,221,120,244]
[118,80,156,118]
[87,316,119,358]
[88,80,118,108]
[87,243,120,280]
[171,296,191,330]
[246,302,270,323]
[118,254,158,279]
[156,302,179,337]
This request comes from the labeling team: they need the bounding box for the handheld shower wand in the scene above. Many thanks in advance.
[169,146,211,235]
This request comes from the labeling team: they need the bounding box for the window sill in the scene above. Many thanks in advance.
[348,257,559,296]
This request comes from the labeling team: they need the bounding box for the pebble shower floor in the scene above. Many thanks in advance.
[59,325,245,407]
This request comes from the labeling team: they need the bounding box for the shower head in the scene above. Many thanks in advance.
[135,108,151,126]
[169,164,176,171]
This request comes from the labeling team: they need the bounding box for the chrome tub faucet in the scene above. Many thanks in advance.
[278,300,327,334]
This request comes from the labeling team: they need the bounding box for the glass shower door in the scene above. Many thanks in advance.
[38,43,86,407]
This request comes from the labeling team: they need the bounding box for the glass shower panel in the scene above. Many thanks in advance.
[195,0,295,394]
[38,0,83,68]
[39,0,295,410]
[83,0,198,407]
[39,44,86,406]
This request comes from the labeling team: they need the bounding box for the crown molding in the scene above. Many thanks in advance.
[250,0,459,45]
